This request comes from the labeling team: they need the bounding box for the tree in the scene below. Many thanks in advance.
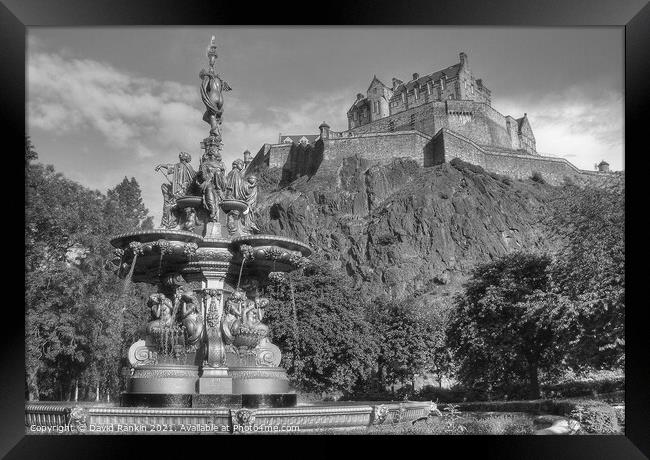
[106,177,153,231]
[448,252,575,398]
[25,136,38,163]
[26,152,154,401]
[262,264,379,395]
[547,184,624,369]
[367,293,448,393]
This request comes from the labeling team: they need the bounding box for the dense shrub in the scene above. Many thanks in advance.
[449,158,487,175]
[256,166,282,191]
[531,171,546,183]
[456,399,620,434]
[463,414,534,435]
[542,376,624,399]
[569,400,620,434]
[563,175,576,186]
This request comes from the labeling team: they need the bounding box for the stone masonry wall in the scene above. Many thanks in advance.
[346,100,517,152]
[322,131,431,169]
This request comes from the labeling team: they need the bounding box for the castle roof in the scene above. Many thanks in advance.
[392,63,461,94]
[278,134,320,145]
[598,160,610,166]
[367,75,388,91]
[347,96,370,113]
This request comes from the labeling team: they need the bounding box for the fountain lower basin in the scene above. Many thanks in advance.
[25,400,435,433]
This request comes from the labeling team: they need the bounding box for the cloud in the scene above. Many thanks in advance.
[28,51,206,159]
[494,82,624,171]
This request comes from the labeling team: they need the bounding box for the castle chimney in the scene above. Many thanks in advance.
[319,121,331,140]
[356,93,364,100]
[243,150,252,168]
[412,73,419,81]
[459,52,468,67]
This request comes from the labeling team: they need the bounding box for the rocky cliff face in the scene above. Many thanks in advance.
[254,156,561,299]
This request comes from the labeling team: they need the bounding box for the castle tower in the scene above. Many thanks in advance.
[597,160,610,172]
[366,75,392,123]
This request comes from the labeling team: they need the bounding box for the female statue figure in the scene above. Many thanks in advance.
[146,294,174,335]
[225,159,246,200]
[199,37,231,138]
[179,290,204,347]
[241,174,259,233]
[155,152,196,228]
[195,149,226,222]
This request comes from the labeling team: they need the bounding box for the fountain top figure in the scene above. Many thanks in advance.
[200,35,231,153]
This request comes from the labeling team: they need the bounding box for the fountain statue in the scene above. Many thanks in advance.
[106,36,311,408]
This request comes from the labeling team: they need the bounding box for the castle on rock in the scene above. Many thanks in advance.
[248,52,618,186]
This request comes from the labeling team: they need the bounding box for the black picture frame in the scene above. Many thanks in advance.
[7,0,648,457]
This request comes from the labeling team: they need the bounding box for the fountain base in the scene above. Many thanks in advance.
[120,393,297,408]
[122,365,293,407]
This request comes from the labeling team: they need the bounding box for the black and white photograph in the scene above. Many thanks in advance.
[14,9,638,448]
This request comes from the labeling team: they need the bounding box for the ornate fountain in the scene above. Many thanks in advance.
[106,36,310,408]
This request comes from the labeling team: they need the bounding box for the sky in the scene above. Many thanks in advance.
[27,27,624,225]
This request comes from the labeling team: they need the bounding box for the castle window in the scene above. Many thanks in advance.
[427,82,432,95]
[388,120,395,132]
[410,114,416,129]
[440,78,445,91]
[401,92,406,104]
[414,87,419,100]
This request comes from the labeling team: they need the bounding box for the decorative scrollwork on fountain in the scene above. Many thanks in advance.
[231,408,256,427]
[128,241,144,256]
[67,407,88,432]
[203,289,222,328]
[183,242,199,257]
[128,339,158,367]
[372,405,389,425]
[155,239,173,255]
[240,244,255,261]
[262,246,284,261]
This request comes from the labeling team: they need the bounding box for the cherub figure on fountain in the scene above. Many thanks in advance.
[145,294,174,334]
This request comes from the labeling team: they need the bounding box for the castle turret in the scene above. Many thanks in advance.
[597,160,610,172]
[319,121,330,140]
[459,52,468,68]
